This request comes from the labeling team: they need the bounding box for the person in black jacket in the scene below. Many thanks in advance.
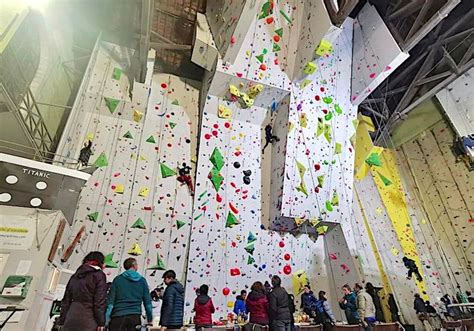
[365,283,385,322]
[387,294,399,322]
[79,140,93,167]
[425,301,437,314]
[58,251,107,331]
[268,275,292,331]
[160,270,185,329]
[402,256,423,281]
[414,294,427,314]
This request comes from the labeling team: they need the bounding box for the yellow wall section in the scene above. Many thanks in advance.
[370,149,429,299]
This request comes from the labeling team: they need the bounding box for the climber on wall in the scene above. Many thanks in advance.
[402,256,423,282]
[78,140,93,167]
[177,162,194,195]
[262,124,280,154]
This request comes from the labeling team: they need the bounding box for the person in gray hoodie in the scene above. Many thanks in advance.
[106,258,153,331]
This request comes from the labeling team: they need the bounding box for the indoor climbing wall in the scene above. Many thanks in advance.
[399,121,473,289]
[351,3,409,106]
[279,19,357,224]
[54,42,199,285]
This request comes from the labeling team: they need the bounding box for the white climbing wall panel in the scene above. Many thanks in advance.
[280,19,356,223]
[436,68,474,137]
[351,3,409,106]
[56,42,199,289]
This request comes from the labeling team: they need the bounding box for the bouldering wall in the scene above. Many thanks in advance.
[398,120,473,287]
[351,3,409,106]
[54,41,199,286]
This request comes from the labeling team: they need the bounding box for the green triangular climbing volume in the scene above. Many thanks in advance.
[226,212,239,228]
[331,191,339,206]
[169,122,177,129]
[131,218,146,229]
[275,28,283,37]
[176,220,186,229]
[317,175,324,188]
[104,253,119,268]
[209,167,224,191]
[244,242,255,255]
[112,67,122,80]
[123,131,133,139]
[256,54,265,63]
[258,1,273,19]
[94,152,108,167]
[273,43,281,52]
[316,118,324,137]
[87,211,99,222]
[210,148,224,171]
[171,99,179,105]
[160,163,176,178]
[147,254,166,270]
[104,97,120,114]
[247,255,255,265]
[378,172,393,186]
[365,153,382,167]
[146,135,156,143]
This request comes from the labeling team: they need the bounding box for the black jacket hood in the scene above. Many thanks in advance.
[197,294,210,305]
[76,264,99,278]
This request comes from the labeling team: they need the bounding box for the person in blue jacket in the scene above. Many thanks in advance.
[233,290,248,318]
[160,270,185,329]
[106,258,153,331]
[338,284,359,325]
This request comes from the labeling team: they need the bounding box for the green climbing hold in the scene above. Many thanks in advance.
[279,9,292,24]
[210,148,224,171]
[131,218,146,229]
[87,211,99,222]
[226,211,239,228]
[258,1,273,19]
[365,153,382,167]
[325,200,333,212]
[323,124,332,143]
[331,191,339,206]
[335,142,342,154]
[334,104,343,115]
[112,67,122,80]
[323,96,333,104]
[378,172,393,186]
[94,152,108,167]
[147,254,166,270]
[256,54,265,63]
[104,97,120,114]
[262,48,268,55]
[169,122,177,129]
[317,175,324,188]
[146,135,156,143]
[324,112,333,121]
[209,167,224,191]
[247,232,257,243]
[247,255,255,265]
[316,118,324,137]
[176,220,186,229]
[273,43,281,52]
[123,131,133,139]
[104,253,119,268]
[160,163,177,178]
[171,99,179,105]
[274,28,283,37]
[244,242,255,255]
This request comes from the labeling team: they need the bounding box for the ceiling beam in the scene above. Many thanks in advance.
[150,42,192,50]
[387,0,425,21]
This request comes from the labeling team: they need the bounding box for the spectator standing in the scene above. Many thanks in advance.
[339,285,359,325]
[354,283,376,330]
[246,281,269,326]
[268,276,292,331]
[194,284,215,330]
[160,270,185,329]
[365,283,385,322]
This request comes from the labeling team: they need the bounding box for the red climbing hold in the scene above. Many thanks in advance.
[284,253,291,261]
[229,202,239,214]
[315,95,321,101]
[212,130,218,137]
[223,287,230,296]
[266,17,274,24]
[216,194,222,203]
[279,241,285,248]
[260,64,267,71]
[273,35,280,42]
[274,58,279,65]
[161,83,167,89]
[204,133,211,140]
[230,268,241,276]
[315,164,321,171]
[329,253,337,260]
[224,122,231,128]
[230,36,237,44]
[320,87,325,92]
[283,265,292,275]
